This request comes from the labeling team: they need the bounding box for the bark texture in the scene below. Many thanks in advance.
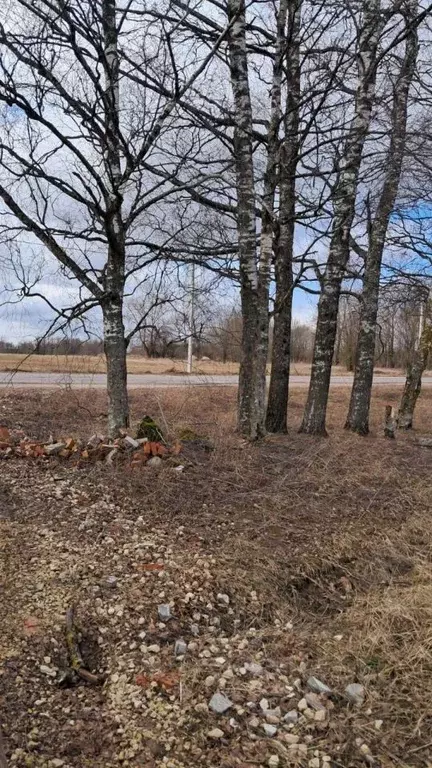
[266,0,301,433]
[102,0,129,435]
[398,301,432,429]
[345,1,418,434]
[300,0,382,435]
[227,0,269,439]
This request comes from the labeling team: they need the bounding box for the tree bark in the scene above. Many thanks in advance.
[266,0,301,433]
[398,298,432,429]
[227,0,269,439]
[299,0,382,436]
[101,0,129,436]
[345,2,418,435]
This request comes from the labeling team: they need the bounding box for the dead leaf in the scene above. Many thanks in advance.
[0,427,10,443]
[138,562,164,572]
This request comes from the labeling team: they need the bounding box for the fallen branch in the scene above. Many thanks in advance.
[65,606,104,685]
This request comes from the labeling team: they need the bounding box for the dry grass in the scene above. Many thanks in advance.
[0,351,423,377]
[1,385,432,763]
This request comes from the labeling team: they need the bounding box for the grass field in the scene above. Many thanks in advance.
[0,384,432,766]
[0,351,422,377]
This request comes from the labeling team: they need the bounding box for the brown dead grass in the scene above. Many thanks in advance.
[0,352,422,377]
[1,385,432,763]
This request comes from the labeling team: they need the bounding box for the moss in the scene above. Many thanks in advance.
[136,416,164,442]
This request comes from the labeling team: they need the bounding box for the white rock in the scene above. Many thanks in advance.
[284,734,299,745]
[39,665,57,678]
[245,661,263,676]
[217,593,230,605]
[283,710,298,724]
[297,698,308,711]
[345,683,365,705]
[260,697,269,712]
[314,709,326,722]
[148,456,162,468]
[249,717,260,729]
[207,728,224,740]
[209,692,233,714]
[45,442,66,456]
[374,719,383,730]
[309,759,320,768]
[205,675,216,688]
[268,756,279,768]
[263,724,277,737]
[214,657,226,666]
[148,644,160,653]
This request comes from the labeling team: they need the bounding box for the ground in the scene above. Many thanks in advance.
[0,386,431,768]
[0,353,425,377]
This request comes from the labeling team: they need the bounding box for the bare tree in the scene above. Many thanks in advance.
[398,289,432,427]
[266,0,301,433]
[300,0,384,435]
[345,0,418,434]
[0,0,231,435]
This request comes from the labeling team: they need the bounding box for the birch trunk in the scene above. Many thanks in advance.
[266,0,301,433]
[227,0,269,439]
[300,0,382,436]
[102,0,129,435]
[398,298,432,429]
[345,2,418,434]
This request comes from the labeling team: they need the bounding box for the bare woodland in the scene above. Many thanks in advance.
[1,0,432,437]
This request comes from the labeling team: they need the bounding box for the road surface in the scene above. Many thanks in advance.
[0,371,429,389]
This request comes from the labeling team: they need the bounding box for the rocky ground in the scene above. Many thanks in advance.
[1,387,432,768]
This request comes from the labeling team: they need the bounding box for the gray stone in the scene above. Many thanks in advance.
[105,575,117,589]
[39,664,57,678]
[245,661,263,676]
[174,638,187,657]
[283,710,298,724]
[44,442,66,456]
[263,723,277,737]
[345,683,365,705]
[190,623,200,636]
[209,692,233,714]
[148,456,162,468]
[307,676,332,695]
[158,604,172,622]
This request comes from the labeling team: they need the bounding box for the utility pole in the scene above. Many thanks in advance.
[187,262,195,374]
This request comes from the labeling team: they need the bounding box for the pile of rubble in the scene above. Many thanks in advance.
[0,417,211,469]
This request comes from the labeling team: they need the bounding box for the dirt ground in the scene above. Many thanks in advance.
[0,353,423,378]
[1,386,432,768]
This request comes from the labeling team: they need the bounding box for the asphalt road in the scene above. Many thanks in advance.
[0,371,429,389]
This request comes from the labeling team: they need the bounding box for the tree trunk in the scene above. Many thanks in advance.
[103,297,129,436]
[227,0,269,439]
[101,0,129,437]
[266,0,301,434]
[345,3,418,434]
[398,299,431,428]
[300,0,382,435]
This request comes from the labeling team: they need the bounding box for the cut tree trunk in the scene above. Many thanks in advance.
[300,0,382,436]
[345,3,418,435]
[266,0,300,434]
